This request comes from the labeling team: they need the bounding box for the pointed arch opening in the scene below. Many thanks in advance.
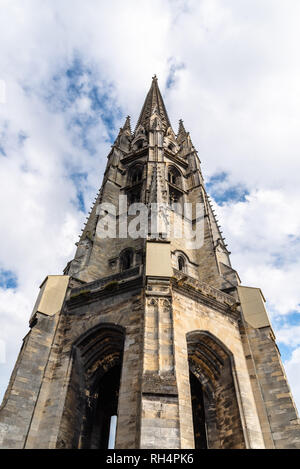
[132,125,147,151]
[120,248,134,271]
[131,166,143,185]
[186,331,246,449]
[167,165,181,188]
[178,255,186,272]
[127,165,143,205]
[134,139,144,150]
[167,166,183,211]
[58,324,125,449]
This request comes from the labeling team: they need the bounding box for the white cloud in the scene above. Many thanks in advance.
[216,189,300,317]
[277,326,300,349]
[0,0,300,416]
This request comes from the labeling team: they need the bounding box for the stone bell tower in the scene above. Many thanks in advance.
[0,77,300,449]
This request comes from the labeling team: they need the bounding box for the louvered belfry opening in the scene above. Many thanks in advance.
[187,331,246,449]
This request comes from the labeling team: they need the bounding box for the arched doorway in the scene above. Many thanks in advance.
[57,324,125,449]
[187,331,246,449]
[83,364,121,449]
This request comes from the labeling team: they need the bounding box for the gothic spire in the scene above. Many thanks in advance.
[112,115,132,152]
[177,119,188,144]
[135,75,172,132]
[122,115,132,135]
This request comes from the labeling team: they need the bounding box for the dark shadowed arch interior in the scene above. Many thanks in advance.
[187,331,246,449]
[57,324,125,449]
[168,166,181,187]
[130,165,143,185]
[189,371,207,449]
[178,255,185,272]
[120,248,133,271]
[167,166,183,210]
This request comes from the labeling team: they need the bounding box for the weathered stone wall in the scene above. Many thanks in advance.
[0,313,58,448]
[23,282,144,449]
[0,272,145,449]
[214,359,245,449]
[140,279,181,449]
[1,272,299,449]
[171,286,265,449]
[140,395,180,449]
[243,320,300,449]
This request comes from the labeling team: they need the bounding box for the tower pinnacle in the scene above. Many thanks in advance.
[135,76,172,132]
[122,115,131,134]
[177,119,188,144]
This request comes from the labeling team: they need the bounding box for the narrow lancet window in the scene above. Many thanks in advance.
[120,249,133,271]
[131,167,142,184]
[178,256,185,272]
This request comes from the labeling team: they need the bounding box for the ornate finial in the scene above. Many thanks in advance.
[113,115,132,150]
[178,119,186,132]
[123,115,131,132]
[152,74,158,81]
[177,119,188,143]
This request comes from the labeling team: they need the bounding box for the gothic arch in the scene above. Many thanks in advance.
[167,165,184,211]
[178,255,186,272]
[57,324,125,449]
[173,250,188,272]
[172,250,199,278]
[127,164,144,186]
[119,248,134,271]
[167,165,182,188]
[126,164,144,204]
[186,330,246,449]
[132,125,147,151]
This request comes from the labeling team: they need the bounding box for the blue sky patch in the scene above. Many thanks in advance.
[207,171,249,205]
[0,269,18,289]
[69,171,88,213]
[274,311,300,329]
[0,122,8,156]
[273,311,300,362]
[278,342,293,362]
[45,56,123,152]
[76,191,85,213]
[166,58,185,90]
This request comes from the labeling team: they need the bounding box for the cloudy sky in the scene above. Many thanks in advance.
[0,0,300,411]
